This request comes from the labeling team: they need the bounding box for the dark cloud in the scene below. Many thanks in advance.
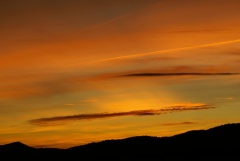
[29,104,214,126]
[230,50,240,56]
[121,72,240,77]
[162,122,197,126]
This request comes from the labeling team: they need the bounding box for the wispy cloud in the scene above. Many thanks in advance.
[161,28,226,34]
[162,122,197,126]
[64,103,77,106]
[86,39,240,63]
[29,104,214,126]
[215,97,234,100]
[121,72,240,77]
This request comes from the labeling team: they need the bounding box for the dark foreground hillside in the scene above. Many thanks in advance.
[0,123,240,161]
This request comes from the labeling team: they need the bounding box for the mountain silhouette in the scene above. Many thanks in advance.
[0,123,239,161]
[3,141,31,149]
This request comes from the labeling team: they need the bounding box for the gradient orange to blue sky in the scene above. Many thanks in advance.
[0,0,240,148]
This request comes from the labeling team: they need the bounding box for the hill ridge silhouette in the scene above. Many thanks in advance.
[0,123,240,160]
[3,141,31,148]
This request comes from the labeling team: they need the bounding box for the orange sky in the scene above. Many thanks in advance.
[0,0,240,148]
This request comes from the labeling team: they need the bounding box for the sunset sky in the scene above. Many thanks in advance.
[0,0,240,148]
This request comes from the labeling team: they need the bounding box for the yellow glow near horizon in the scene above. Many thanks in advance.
[0,0,240,148]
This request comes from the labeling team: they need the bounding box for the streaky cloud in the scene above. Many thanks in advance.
[29,104,215,126]
[121,72,240,77]
[86,39,240,63]
[162,28,226,34]
[162,122,197,126]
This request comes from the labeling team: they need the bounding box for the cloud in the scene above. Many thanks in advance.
[108,56,181,65]
[215,97,234,100]
[29,104,214,126]
[121,72,240,77]
[230,50,240,56]
[86,39,240,63]
[64,104,77,106]
[161,122,197,126]
[161,28,226,34]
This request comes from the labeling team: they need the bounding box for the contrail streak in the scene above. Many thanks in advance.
[86,39,240,63]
